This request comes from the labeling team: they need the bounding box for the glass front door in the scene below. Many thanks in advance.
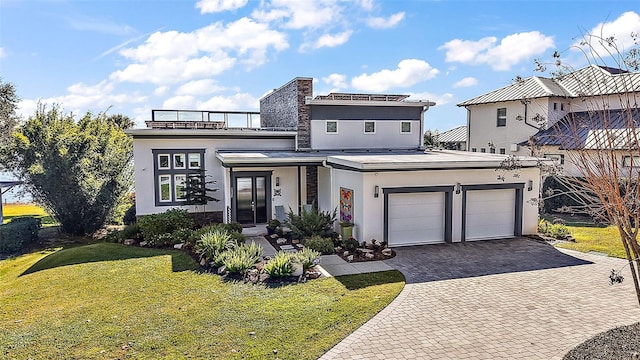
[234,175,268,224]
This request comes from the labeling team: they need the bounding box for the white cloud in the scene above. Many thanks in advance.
[111,18,288,84]
[351,59,440,92]
[439,31,555,71]
[163,95,196,110]
[356,0,374,11]
[175,79,225,95]
[309,31,352,50]
[196,0,248,14]
[67,15,135,36]
[251,0,342,30]
[453,77,478,88]
[573,11,640,55]
[322,73,348,88]
[0,47,5,58]
[154,86,170,97]
[407,92,454,106]
[198,93,259,111]
[18,80,147,120]
[366,12,405,29]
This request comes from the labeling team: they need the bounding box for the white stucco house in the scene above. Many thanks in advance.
[128,77,543,247]
[457,65,640,176]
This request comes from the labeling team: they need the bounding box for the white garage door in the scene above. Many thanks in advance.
[388,192,445,246]
[466,189,515,240]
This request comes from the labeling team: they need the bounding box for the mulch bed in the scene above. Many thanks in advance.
[564,322,640,359]
[264,234,396,262]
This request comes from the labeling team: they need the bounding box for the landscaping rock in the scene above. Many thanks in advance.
[365,253,375,259]
[173,243,184,250]
[306,271,321,279]
[292,263,303,277]
[200,258,207,267]
[292,239,300,244]
[360,248,373,254]
[246,269,260,284]
[343,251,350,257]
[270,234,279,239]
[217,266,227,275]
[276,238,288,245]
[139,241,148,247]
[347,255,354,262]
[123,239,136,246]
[382,248,393,256]
[259,273,270,282]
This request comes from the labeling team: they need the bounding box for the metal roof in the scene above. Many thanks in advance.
[458,65,640,107]
[437,126,467,143]
[528,108,640,150]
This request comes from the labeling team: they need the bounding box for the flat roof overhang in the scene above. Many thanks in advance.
[126,128,296,139]
[216,150,547,171]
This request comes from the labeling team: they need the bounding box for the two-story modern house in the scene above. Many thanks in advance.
[458,65,640,175]
[128,77,542,247]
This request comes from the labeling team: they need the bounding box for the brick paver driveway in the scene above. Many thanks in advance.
[320,238,640,360]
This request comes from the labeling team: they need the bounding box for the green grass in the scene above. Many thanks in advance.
[0,243,404,359]
[556,225,630,259]
[2,203,56,225]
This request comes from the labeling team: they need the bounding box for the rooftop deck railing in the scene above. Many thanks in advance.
[146,110,262,129]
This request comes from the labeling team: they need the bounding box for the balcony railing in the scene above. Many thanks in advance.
[146,110,261,129]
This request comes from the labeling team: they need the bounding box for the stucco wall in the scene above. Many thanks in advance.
[310,119,421,150]
[332,167,541,244]
[133,136,295,216]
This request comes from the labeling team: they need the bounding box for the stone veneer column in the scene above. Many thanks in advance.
[296,78,313,150]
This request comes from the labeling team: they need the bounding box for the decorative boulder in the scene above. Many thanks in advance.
[123,239,135,246]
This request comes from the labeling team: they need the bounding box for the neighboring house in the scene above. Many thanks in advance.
[128,77,542,247]
[437,125,467,150]
[457,65,640,172]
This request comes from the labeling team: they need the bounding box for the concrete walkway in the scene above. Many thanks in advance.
[320,238,640,360]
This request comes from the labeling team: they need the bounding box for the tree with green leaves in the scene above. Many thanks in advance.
[0,78,20,147]
[0,104,134,235]
[423,129,440,148]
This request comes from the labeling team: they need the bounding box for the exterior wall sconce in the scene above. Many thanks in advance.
[374,185,379,198]
[455,182,461,194]
[275,176,280,187]
[527,180,533,191]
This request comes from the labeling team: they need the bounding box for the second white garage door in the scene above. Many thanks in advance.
[388,192,445,246]
[466,189,515,240]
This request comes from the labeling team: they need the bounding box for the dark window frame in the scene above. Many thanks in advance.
[153,149,206,206]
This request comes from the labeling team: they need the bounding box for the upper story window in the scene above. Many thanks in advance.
[490,148,496,154]
[400,121,412,133]
[544,153,565,165]
[153,149,205,206]
[326,120,338,134]
[497,108,507,127]
[364,121,376,134]
[480,148,486,153]
[499,148,506,154]
[471,148,477,152]
[623,155,640,167]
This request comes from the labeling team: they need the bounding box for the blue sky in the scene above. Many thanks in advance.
[1,0,639,134]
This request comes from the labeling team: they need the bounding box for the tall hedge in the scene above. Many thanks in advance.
[0,217,41,254]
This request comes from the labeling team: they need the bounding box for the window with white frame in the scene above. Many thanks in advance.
[364,121,375,134]
[153,149,205,206]
[623,155,640,167]
[544,153,565,165]
[401,121,412,133]
[497,108,507,127]
[326,120,338,134]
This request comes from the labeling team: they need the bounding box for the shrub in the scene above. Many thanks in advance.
[138,209,194,246]
[196,229,233,262]
[342,236,359,251]
[549,223,570,239]
[171,228,195,245]
[295,248,321,271]
[0,217,41,254]
[219,243,263,274]
[190,223,245,246]
[264,251,295,277]
[286,207,337,240]
[121,223,143,240]
[304,235,335,255]
[123,204,136,225]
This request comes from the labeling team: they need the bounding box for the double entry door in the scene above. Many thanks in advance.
[234,172,271,225]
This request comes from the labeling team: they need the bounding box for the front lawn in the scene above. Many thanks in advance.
[556,225,629,259]
[0,243,404,359]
